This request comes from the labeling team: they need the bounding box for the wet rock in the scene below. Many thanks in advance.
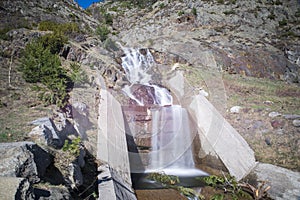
[0,177,34,200]
[130,84,156,105]
[292,119,300,127]
[268,111,281,118]
[230,106,242,114]
[0,142,51,183]
[77,148,86,168]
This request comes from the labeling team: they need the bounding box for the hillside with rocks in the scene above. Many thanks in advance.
[0,0,299,199]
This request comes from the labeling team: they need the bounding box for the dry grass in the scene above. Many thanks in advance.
[223,74,300,171]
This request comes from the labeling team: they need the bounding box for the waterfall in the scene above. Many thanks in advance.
[121,48,173,106]
[150,105,195,171]
[121,47,208,188]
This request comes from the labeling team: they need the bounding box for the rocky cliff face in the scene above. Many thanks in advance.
[0,0,98,29]
[99,0,300,83]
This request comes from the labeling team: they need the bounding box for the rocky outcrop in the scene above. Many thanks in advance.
[0,141,51,183]
[33,185,72,200]
[0,0,98,30]
[29,117,64,148]
[102,0,300,84]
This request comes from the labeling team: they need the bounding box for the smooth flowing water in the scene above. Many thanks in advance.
[121,47,207,189]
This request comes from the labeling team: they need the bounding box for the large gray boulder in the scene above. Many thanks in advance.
[30,117,63,148]
[249,163,300,200]
[0,176,34,199]
[0,142,52,183]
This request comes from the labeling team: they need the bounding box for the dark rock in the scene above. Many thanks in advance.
[265,138,272,146]
[0,142,52,183]
[33,185,72,200]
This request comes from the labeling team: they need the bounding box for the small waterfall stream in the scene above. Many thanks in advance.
[120,47,207,194]
[121,47,173,106]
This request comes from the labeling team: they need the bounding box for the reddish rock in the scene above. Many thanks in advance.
[129,84,156,105]
[271,120,285,129]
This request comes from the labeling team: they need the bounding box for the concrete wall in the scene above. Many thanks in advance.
[97,88,136,200]
[166,71,256,181]
[188,94,256,180]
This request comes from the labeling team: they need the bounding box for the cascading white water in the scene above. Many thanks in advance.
[121,47,173,106]
[121,47,208,190]
[150,105,195,171]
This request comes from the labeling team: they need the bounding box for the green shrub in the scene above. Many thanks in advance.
[62,137,81,157]
[274,0,282,5]
[159,3,165,9]
[20,42,62,83]
[0,27,12,41]
[178,10,185,16]
[69,62,89,85]
[96,25,110,42]
[38,21,59,32]
[20,39,70,108]
[268,11,276,20]
[192,7,197,16]
[147,172,202,199]
[278,19,288,26]
[295,9,300,18]
[131,0,158,8]
[38,21,80,35]
[104,13,113,25]
[38,33,67,54]
[223,10,236,15]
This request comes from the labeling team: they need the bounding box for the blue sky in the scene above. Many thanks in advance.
[76,0,103,9]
